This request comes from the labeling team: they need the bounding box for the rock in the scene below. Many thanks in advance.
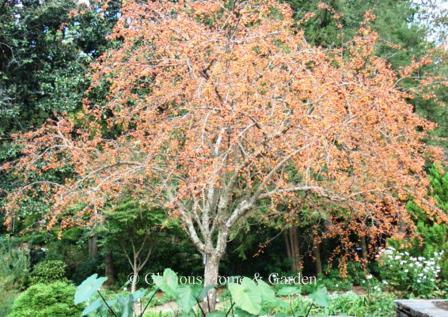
[395,299,448,317]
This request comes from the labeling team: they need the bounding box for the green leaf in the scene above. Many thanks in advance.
[208,311,227,317]
[197,284,215,301]
[309,287,329,307]
[74,274,107,304]
[132,289,147,301]
[276,286,301,296]
[228,277,262,315]
[152,268,179,297]
[81,298,102,316]
[117,294,133,317]
[233,307,257,317]
[257,280,277,303]
[152,275,163,289]
[176,285,197,314]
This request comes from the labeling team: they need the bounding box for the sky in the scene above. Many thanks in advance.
[414,0,448,44]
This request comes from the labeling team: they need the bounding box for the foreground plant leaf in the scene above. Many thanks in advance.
[228,277,262,315]
[81,298,102,316]
[152,268,179,297]
[176,285,197,314]
[74,274,107,305]
[309,287,330,308]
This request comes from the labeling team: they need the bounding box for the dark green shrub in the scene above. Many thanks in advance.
[30,260,67,284]
[0,236,30,289]
[7,281,82,317]
[72,256,101,285]
[0,288,18,317]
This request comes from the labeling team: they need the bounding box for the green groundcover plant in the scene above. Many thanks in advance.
[7,281,81,317]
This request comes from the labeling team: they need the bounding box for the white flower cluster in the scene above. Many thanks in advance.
[376,247,443,293]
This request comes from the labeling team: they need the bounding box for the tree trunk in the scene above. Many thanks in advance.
[291,226,302,272]
[284,230,292,260]
[105,251,115,287]
[360,236,369,273]
[284,227,302,273]
[88,233,98,258]
[131,258,142,316]
[203,253,221,312]
[360,236,368,261]
[131,266,139,293]
[312,237,323,276]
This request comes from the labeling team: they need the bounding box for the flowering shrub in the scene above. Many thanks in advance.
[377,247,443,297]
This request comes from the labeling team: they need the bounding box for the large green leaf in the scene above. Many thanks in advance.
[74,274,107,304]
[176,285,197,314]
[197,284,215,301]
[132,289,147,301]
[208,311,227,317]
[276,286,301,296]
[81,298,102,316]
[257,280,277,303]
[233,307,257,317]
[309,287,329,307]
[117,294,133,317]
[228,277,262,315]
[152,268,179,297]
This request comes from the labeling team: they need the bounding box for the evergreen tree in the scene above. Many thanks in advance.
[284,0,448,149]
[0,0,119,233]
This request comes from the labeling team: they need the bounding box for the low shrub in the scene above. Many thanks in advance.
[7,281,81,317]
[328,291,395,317]
[320,276,353,293]
[30,259,67,284]
[299,270,352,295]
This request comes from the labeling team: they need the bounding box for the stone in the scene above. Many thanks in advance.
[395,300,448,317]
